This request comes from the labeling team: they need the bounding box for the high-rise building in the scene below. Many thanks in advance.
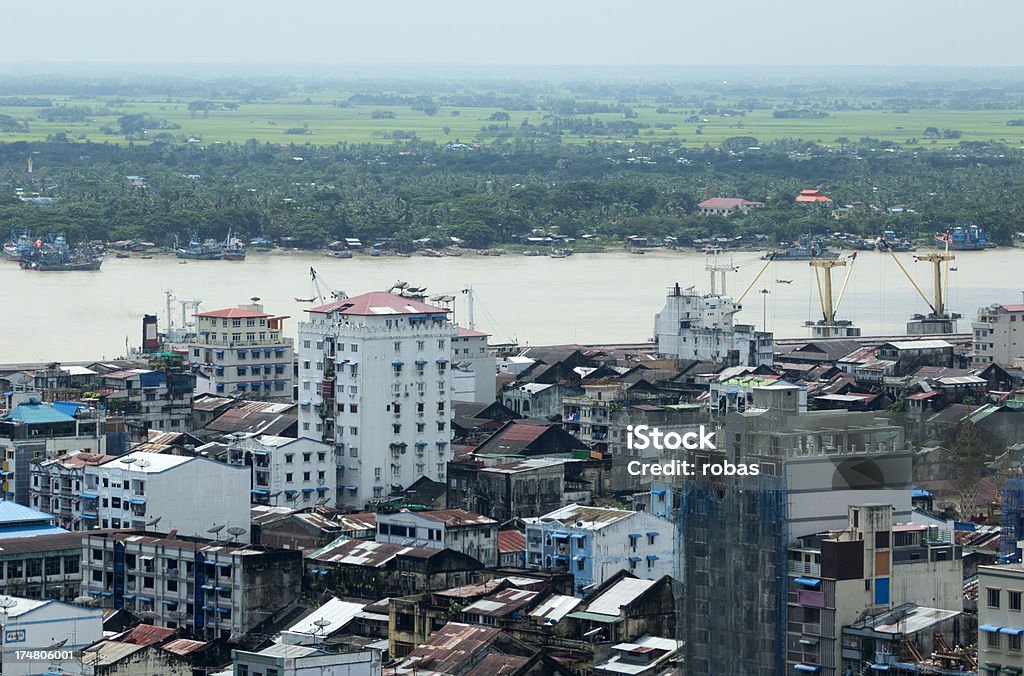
[972,302,1024,367]
[188,303,294,399]
[297,291,456,508]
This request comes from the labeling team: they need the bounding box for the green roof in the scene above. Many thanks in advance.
[3,401,76,425]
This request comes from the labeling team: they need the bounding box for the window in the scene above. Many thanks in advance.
[303,472,311,481]
[350,426,358,436]
[648,534,656,545]
[417,423,425,432]
[393,424,401,434]
[1012,590,1023,612]
[989,587,1002,608]
[318,471,325,481]
[303,340,311,349]
[394,341,402,351]
[1012,633,1023,652]
[45,558,61,576]
[577,558,585,571]
[576,538,584,549]
[351,344,358,352]
[303,453,311,462]
[988,631,1001,649]
[317,452,326,461]
[417,340,425,351]
[302,422,310,431]
[303,361,310,370]
[437,339,445,349]
[285,473,293,482]
[438,422,446,432]
[285,454,294,464]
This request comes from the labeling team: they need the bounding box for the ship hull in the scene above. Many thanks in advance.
[175,249,224,260]
[21,259,103,271]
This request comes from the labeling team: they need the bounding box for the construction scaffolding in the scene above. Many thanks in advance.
[671,472,788,676]
[1001,478,1024,561]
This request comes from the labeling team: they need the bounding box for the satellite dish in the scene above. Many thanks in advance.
[46,639,69,650]
[73,595,98,606]
[226,526,247,543]
[0,597,17,611]
[119,457,137,466]
[135,458,151,471]
[285,492,299,502]
[250,297,261,303]
[206,524,225,536]
[145,516,162,527]
[315,497,330,506]
[268,491,283,498]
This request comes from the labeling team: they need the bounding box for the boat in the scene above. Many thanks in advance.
[762,234,839,260]
[326,250,353,259]
[175,235,224,260]
[221,231,246,260]
[523,250,545,257]
[3,230,34,262]
[19,234,103,271]
[935,225,993,251]
[139,255,153,260]
[550,248,573,258]
[876,230,914,252]
[115,252,130,259]
[630,249,647,255]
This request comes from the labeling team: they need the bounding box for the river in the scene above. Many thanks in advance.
[1,248,1020,363]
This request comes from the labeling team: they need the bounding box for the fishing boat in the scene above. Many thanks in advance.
[19,234,103,271]
[935,225,993,251]
[326,250,353,259]
[763,234,839,260]
[175,234,224,260]
[221,232,247,260]
[2,229,34,262]
[550,248,573,258]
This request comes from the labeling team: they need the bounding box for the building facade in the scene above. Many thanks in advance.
[297,291,456,509]
[978,563,1024,674]
[451,327,496,404]
[973,302,1024,367]
[81,451,251,541]
[376,509,499,566]
[29,450,116,529]
[189,303,294,399]
[228,435,336,508]
[81,531,303,642]
[525,504,674,596]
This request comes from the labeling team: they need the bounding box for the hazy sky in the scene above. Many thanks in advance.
[3,0,1022,69]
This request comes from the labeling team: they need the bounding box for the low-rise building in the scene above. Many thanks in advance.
[0,397,106,504]
[98,359,195,441]
[565,573,677,645]
[29,450,116,529]
[306,537,485,600]
[227,434,336,508]
[81,451,250,540]
[0,530,85,600]
[839,604,967,674]
[978,563,1024,674]
[81,530,303,642]
[451,328,496,404]
[232,643,382,676]
[0,597,103,676]
[594,635,682,675]
[525,504,674,596]
[376,509,498,566]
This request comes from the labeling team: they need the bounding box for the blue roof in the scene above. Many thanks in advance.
[0,524,68,539]
[0,500,57,527]
[911,488,933,498]
[2,401,75,425]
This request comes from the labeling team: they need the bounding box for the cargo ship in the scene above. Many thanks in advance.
[934,225,992,251]
[19,234,103,271]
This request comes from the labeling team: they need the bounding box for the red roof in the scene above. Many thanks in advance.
[907,391,940,401]
[497,530,526,553]
[457,327,491,338]
[308,292,450,316]
[195,308,272,319]
[117,624,176,646]
[698,197,764,209]
[1001,305,1024,313]
[796,189,833,203]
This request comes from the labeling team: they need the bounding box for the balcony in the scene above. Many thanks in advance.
[788,561,821,576]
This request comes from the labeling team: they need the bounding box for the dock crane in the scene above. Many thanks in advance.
[804,254,861,337]
[879,235,960,334]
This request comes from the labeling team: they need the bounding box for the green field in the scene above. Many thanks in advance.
[4,93,1024,148]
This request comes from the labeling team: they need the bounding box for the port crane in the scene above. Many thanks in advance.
[879,235,960,333]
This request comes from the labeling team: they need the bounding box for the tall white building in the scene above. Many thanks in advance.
[297,291,456,508]
[973,302,1024,367]
[654,282,773,366]
[81,451,251,541]
[189,303,294,399]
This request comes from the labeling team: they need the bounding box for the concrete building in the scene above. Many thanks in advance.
[785,504,962,676]
[29,450,116,529]
[973,302,1024,367]
[0,397,106,504]
[297,291,457,509]
[594,635,682,675]
[81,451,250,541]
[188,303,294,399]
[82,530,303,641]
[446,457,597,522]
[524,504,674,596]
[0,531,84,600]
[654,282,773,366]
[451,327,496,404]
[227,435,336,508]
[99,359,196,441]
[978,563,1024,674]
[232,644,382,676]
[376,509,499,566]
[0,597,103,676]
